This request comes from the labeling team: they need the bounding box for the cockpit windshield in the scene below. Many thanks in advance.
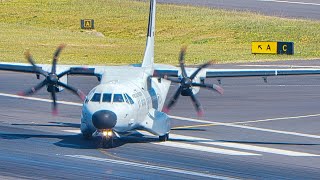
[102,93,112,102]
[90,93,101,102]
[113,94,124,102]
[91,93,130,103]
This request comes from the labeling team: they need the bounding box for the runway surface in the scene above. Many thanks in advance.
[157,0,320,20]
[1,60,320,179]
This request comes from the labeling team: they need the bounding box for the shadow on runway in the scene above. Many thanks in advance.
[11,122,80,128]
[0,131,165,149]
[1,131,319,150]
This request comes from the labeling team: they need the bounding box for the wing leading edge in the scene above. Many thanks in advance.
[0,62,103,77]
[153,65,320,79]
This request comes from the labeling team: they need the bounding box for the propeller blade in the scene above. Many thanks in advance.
[192,83,224,95]
[163,86,182,113]
[189,61,212,80]
[57,82,86,100]
[51,44,65,74]
[179,46,188,78]
[190,93,204,117]
[18,80,47,96]
[24,50,48,76]
[51,87,58,116]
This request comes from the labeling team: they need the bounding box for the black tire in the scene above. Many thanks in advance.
[159,133,169,142]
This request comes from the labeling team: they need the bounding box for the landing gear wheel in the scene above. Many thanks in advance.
[159,133,169,142]
[102,136,114,148]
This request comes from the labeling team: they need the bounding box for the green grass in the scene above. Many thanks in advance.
[0,0,320,65]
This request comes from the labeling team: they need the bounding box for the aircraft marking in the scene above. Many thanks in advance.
[65,155,239,180]
[1,92,320,139]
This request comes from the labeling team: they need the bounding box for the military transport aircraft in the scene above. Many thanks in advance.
[1,0,320,147]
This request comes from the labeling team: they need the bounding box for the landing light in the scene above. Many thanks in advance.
[102,129,113,137]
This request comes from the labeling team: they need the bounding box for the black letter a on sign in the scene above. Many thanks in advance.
[267,45,271,51]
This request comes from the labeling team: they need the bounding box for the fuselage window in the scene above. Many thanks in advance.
[91,93,101,102]
[102,93,112,102]
[125,93,134,104]
[113,94,124,103]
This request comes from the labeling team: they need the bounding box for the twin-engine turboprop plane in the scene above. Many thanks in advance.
[2,0,320,147]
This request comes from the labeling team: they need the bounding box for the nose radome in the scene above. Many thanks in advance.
[92,110,117,129]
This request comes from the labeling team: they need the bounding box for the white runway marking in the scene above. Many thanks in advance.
[65,155,239,180]
[238,64,320,68]
[258,0,320,6]
[1,92,320,139]
[152,141,260,156]
[169,134,320,157]
[171,115,320,139]
[233,114,320,124]
[63,130,260,156]
[0,92,82,106]
[63,130,319,157]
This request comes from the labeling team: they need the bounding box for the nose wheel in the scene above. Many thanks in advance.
[159,133,169,142]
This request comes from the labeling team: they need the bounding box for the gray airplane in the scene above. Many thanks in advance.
[1,0,320,147]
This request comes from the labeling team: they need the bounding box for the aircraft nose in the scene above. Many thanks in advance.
[92,110,117,129]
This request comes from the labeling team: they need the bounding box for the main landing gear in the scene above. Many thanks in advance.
[159,133,169,142]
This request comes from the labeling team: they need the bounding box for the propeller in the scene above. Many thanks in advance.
[162,46,224,116]
[18,44,86,115]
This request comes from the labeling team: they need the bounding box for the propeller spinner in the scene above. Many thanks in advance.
[163,47,224,116]
[18,44,86,115]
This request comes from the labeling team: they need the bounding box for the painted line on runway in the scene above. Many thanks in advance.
[65,155,239,180]
[63,130,319,157]
[152,141,261,156]
[169,134,320,157]
[258,0,320,6]
[0,92,82,106]
[233,113,320,124]
[171,115,320,139]
[1,92,320,139]
[238,64,320,68]
[172,123,216,130]
[62,130,260,156]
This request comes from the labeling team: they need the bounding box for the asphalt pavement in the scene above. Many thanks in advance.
[157,0,320,20]
[1,61,320,179]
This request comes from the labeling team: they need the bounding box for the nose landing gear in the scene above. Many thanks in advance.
[102,129,114,148]
[94,129,114,148]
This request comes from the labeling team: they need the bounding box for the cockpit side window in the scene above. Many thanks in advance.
[125,93,134,104]
[102,93,112,102]
[91,93,101,102]
[113,94,124,103]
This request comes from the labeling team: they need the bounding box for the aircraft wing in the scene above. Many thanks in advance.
[153,64,320,79]
[0,62,105,77]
